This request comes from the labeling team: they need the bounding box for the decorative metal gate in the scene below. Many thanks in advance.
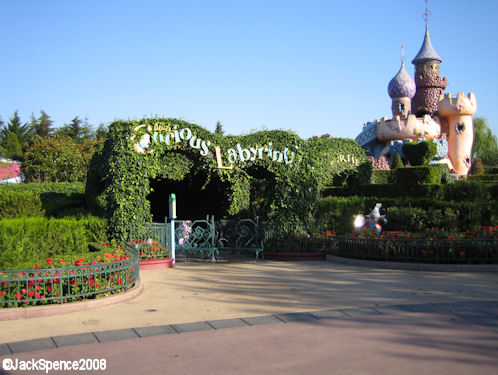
[130,217,264,262]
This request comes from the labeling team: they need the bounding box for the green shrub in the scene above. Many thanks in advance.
[471,157,485,175]
[385,206,429,232]
[434,164,452,184]
[444,181,490,202]
[484,166,498,174]
[467,174,498,183]
[316,196,365,234]
[395,166,440,185]
[0,182,85,202]
[0,216,108,269]
[371,170,395,184]
[391,153,404,169]
[402,141,437,166]
[0,191,44,218]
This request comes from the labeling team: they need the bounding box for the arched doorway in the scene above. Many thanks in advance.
[147,170,230,221]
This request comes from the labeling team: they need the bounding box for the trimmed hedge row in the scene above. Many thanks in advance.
[0,182,85,202]
[0,216,108,269]
[0,191,44,218]
[322,181,496,201]
[316,196,498,234]
[468,174,498,182]
[0,182,88,218]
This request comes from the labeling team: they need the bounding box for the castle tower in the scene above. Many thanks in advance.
[388,46,416,118]
[411,23,448,117]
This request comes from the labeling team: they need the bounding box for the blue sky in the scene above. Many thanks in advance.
[1,0,497,139]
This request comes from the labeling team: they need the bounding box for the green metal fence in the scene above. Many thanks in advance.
[129,223,170,259]
[332,237,498,264]
[0,246,139,307]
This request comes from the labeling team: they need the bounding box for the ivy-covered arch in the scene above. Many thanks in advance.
[86,118,370,240]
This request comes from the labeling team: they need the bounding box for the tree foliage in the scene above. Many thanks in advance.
[30,110,54,138]
[4,133,23,161]
[54,116,94,142]
[472,117,498,165]
[22,136,102,182]
[0,111,31,152]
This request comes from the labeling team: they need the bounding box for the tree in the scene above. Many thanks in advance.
[472,117,498,165]
[215,121,224,135]
[4,133,23,161]
[95,123,108,140]
[54,116,94,142]
[391,153,404,169]
[29,110,53,138]
[22,136,102,182]
[471,157,485,175]
[1,111,31,149]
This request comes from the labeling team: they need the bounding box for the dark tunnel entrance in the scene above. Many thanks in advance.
[147,171,230,221]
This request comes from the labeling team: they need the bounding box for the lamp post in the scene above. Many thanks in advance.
[169,193,177,265]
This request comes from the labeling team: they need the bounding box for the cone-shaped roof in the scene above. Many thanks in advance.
[412,24,442,64]
[388,60,416,99]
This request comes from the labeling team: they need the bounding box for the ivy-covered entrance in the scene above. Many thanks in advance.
[86,118,371,241]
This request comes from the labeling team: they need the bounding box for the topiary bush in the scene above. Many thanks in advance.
[395,166,441,185]
[391,153,404,169]
[402,141,437,166]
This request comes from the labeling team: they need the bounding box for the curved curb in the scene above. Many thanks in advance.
[0,278,143,321]
[265,252,326,261]
[326,254,498,272]
[139,258,174,270]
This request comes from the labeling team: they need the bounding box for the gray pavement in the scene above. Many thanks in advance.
[1,261,498,374]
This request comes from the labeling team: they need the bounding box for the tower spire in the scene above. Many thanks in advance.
[423,0,431,26]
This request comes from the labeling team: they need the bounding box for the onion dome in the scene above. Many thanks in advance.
[412,24,442,64]
[388,61,416,99]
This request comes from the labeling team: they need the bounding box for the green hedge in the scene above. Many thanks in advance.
[0,182,85,202]
[316,196,366,234]
[316,196,497,233]
[395,166,440,185]
[0,191,44,218]
[484,166,498,174]
[468,174,498,182]
[0,216,108,269]
[371,170,395,184]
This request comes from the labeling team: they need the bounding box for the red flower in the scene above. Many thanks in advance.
[28,290,35,297]
[103,242,108,246]
[35,285,41,291]
[47,286,52,292]
[46,258,53,265]
[21,288,27,295]
[0,291,5,298]
[34,265,41,269]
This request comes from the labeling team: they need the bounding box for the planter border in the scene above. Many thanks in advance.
[0,278,143,321]
[139,258,174,270]
[326,254,498,272]
[265,252,326,261]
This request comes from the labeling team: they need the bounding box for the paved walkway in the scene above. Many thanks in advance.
[1,261,498,374]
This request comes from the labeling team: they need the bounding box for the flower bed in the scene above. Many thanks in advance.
[0,161,21,183]
[333,226,498,264]
[0,244,139,308]
[128,239,170,260]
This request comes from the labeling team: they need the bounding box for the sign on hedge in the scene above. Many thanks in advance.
[130,123,297,169]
